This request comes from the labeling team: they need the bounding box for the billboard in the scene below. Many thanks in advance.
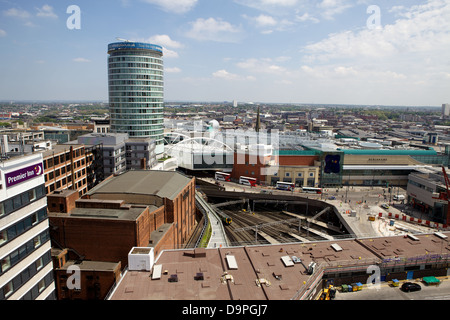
[108,42,163,54]
[5,163,43,188]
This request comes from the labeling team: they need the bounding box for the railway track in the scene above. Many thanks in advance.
[223,207,332,246]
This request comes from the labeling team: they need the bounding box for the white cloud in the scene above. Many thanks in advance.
[163,48,179,58]
[243,13,294,33]
[0,29,6,37]
[212,69,256,81]
[236,58,288,74]
[3,8,31,19]
[146,34,183,48]
[166,67,182,73]
[186,18,242,42]
[73,58,91,63]
[36,5,57,19]
[295,12,319,23]
[317,0,353,20]
[141,0,198,14]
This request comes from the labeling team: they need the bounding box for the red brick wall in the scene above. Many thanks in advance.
[136,206,165,246]
[49,216,137,268]
[164,178,196,247]
[279,155,318,166]
[231,153,271,183]
[55,262,121,300]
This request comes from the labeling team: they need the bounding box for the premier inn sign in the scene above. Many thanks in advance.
[5,163,43,188]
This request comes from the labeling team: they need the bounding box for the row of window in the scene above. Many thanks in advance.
[0,230,50,276]
[44,148,85,169]
[1,250,53,300]
[110,107,163,113]
[109,80,163,87]
[109,74,163,81]
[0,207,47,247]
[109,86,163,92]
[408,179,435,193]
[128,131,164,138]
[46,174,86,195]
[109,68,163,76]
[108,56,162,64]
[46,159,85,179]
[0,185,46,218]
[111,120,163,127]
[110,114,163,120]
[272,172,315,178]
[109,97,163,103]
[109,51,162,58]
[109,92,164,97]
[109,62,163,70]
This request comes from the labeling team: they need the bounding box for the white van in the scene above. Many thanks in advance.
[393,195,405,201]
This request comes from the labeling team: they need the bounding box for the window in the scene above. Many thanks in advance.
[1,256,11,273]
[297,173,303,177]
[309,172,314,177]
[38,279,46,293]
[33,236,41,248]
[3,281,13,298]
[286,172,290,177]
[0,229,7,245]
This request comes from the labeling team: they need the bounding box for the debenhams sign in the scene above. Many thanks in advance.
[4,163,43,188]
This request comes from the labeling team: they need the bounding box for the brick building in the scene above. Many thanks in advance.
[47,170,196,270]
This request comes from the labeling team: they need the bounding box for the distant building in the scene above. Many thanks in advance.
[107,41,164,155]
[41,144,98,197]
[443,103,450,119]
[407,168,450,225]
[0,153,56,300]
[75,133,157,178]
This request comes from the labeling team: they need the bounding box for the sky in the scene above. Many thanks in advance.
[0,0,449,106]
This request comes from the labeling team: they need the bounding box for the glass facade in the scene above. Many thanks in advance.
[107,42,164,153]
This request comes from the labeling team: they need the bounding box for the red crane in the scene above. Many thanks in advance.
[440,166,450,226]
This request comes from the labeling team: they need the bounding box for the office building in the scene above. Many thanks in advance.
[107,41,165,155]
[75,133,157,178]
[0,153,56,300]
[42,145,91,197]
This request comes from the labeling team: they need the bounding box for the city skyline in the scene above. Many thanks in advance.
[0,0,449,106]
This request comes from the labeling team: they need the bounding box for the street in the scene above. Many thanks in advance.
[334,277,450,300]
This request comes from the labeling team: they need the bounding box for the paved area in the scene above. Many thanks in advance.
[207,208,228,249]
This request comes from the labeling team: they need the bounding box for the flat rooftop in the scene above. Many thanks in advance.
[109,232,450,300]
[49,205,158,221]
[87,170,193,200]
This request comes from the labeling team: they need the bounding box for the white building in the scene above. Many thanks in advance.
[0,153,56,300]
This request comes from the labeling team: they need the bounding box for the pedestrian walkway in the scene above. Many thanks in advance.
[207,210,228,249]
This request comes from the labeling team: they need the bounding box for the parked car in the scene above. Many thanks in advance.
[380,203,390,209]
[401,282,421,292]
[328,196,336,200]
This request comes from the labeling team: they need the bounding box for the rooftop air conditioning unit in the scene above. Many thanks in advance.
[128,247,154,271]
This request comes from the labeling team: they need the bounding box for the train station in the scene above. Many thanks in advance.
[107,176,450,300]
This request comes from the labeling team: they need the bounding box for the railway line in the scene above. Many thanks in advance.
[223,206,339,246]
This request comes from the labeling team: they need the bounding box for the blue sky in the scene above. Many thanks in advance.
[0,0,449,106]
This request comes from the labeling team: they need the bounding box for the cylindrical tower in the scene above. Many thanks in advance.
[107,41,164,154]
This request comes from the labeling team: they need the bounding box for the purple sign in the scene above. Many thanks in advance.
[5,163,43,188]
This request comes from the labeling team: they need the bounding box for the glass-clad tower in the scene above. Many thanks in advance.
[107,41,164,154]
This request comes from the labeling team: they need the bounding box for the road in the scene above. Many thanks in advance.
[334,277,450,300]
